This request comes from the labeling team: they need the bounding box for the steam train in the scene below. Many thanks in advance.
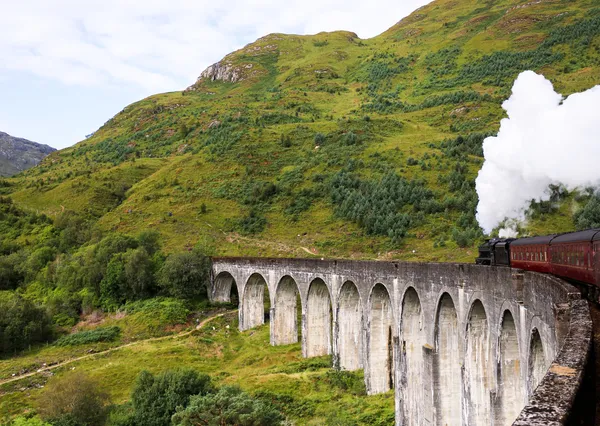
[476,229,600,290]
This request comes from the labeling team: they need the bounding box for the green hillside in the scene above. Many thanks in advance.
[2,0,600,424]
[4,0,600,260]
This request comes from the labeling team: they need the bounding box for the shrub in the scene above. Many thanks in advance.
[55,326,121,347]
[130,369,214,426]
[0,291,53,354]
[122,298,190,335]
[9,416,52,426]
[158,250,210,299]
[314,132,326,145]
[451,226,481,248]
[171,385,284,426]
[236,209,267,235]
[324,370,366,395]
[575,194,600,230]
[37,372,110,426]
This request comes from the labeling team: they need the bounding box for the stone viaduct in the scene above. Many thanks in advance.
[210,258,592,426]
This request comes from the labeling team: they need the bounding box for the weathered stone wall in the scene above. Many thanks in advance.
[211,258,591,425]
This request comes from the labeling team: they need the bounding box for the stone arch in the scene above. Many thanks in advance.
[337,280,363,370]
[399,287,425,425]
[528,328,547,396]
[241,273,269,331]
[368,283,395,394]
[494,310,525,426]
[306,278,332,357]
[213,271,238,303]
[272,275,301,346]
[433,292,462,426]
[465,299,492,425]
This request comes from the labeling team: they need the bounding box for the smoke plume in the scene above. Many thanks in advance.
[475,71,600,235]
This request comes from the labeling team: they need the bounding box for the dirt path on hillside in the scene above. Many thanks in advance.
[0,310,236,387]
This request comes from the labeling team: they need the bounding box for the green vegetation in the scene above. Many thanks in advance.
[125,369,214,426]
[37,372,110,426]
[2,0,600,423]
[575,192,600,230]
[2,0,597,262]
[0,292,53,355]
[55,326,121,347]
[172,385,284,426]
[0,313,395,425]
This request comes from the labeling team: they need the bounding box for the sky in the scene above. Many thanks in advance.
[0,0,431,149]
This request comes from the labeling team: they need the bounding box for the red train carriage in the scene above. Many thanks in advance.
[477,228,600,289]
[510,235,555,274]
[549,229,600,286]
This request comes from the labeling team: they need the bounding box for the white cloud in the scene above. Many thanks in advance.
[0,0,431,92]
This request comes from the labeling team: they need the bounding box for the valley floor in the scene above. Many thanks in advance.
[0,310,394,425]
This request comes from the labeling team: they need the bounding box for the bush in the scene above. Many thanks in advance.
[314,132,326,145]
[9,416,52,426]
[236,209,267,235]
[575,194,600,230]
[122,298,190,336]
[130,369,214,426]
[158,250,210,299]
[37,372,110,426]
[171,385,284,426]
[0,291,53,355]
[451,226,481,248]
[324,370,366,395]
[55,326,121,346]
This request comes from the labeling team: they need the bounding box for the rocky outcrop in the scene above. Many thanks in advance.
[0,131,55,177]
[198,61,252,83]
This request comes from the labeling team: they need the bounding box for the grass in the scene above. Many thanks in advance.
[0,312,395,425]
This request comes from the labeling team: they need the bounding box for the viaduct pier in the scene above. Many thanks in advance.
[210,258,592,425]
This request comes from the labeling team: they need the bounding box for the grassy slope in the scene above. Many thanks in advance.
[4,0,600,261]
[0,312,394,425]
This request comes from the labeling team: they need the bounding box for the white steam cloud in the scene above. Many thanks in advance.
[475,70,600,235]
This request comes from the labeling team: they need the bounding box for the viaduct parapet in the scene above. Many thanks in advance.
[210,258,591,425]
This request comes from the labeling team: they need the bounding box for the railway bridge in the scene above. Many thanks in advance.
[210,258,591,425]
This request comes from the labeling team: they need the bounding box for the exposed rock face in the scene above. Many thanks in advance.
[0,131,55,177]
[199,61,250,83]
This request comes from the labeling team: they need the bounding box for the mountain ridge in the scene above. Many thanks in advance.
[0,131,55,177]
